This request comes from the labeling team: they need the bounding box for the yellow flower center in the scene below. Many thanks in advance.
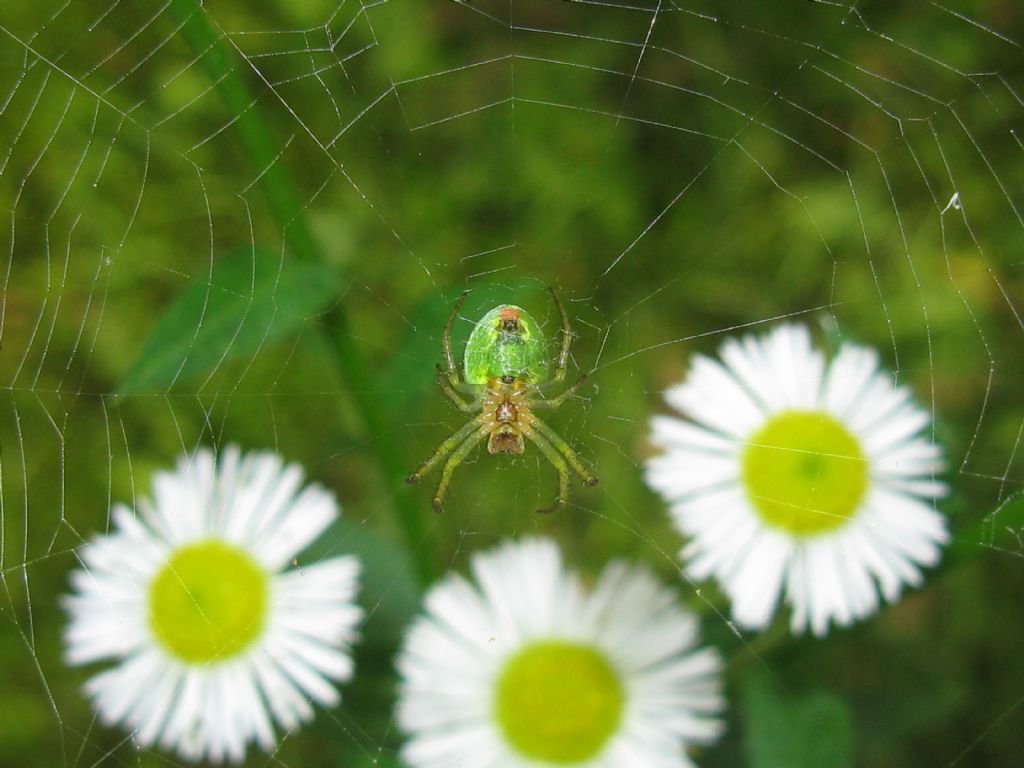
[742,409,868,536]
[149,539,268,663]
[494,640,624,763]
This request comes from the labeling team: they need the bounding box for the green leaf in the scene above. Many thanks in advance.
[742,668,854,768]
[119,248,339,394]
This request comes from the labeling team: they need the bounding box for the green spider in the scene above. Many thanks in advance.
[408,288,599,513]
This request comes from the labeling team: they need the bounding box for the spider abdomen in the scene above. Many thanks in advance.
[464,304,550,385]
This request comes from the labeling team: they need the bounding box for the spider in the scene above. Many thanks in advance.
[407,288,599,513]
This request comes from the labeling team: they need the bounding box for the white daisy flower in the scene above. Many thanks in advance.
[645,323,949,636]
[396,537,724,768]
[63,445,363,763]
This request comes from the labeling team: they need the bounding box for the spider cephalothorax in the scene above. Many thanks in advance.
[408,288,598,513]
[481,377,529,455]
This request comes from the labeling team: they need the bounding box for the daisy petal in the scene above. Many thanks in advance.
[396,538,725,768]
[64,445,362,763]
[646,324,949,636]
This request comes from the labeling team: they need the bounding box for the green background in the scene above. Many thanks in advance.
[1,1,1023,766]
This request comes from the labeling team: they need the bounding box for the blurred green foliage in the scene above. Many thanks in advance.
[741,669,853,768]
[2,1,1024,766]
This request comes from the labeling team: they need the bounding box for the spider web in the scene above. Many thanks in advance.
[2,0,1023,766]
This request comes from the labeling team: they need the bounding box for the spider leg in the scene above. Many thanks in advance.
[531,415,599,487]
[432,427,489,513]
[549,286,573,385]
[534,374,588,409]
[526,428,571,514]
[408,418,482,486]
[436,365,480,412]
[443,291,470,388]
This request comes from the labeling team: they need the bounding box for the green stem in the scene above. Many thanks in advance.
[167,0,433,586]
